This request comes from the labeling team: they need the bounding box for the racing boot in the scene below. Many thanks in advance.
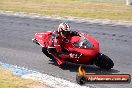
[49,53,65,66]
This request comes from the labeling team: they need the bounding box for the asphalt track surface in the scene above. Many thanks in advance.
[0,14,132,88]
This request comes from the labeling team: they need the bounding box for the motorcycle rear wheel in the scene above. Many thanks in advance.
[95,53,114,69]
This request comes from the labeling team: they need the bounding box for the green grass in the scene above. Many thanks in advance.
[0,0,132,21]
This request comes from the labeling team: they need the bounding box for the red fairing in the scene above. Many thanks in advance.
[33,32,100,64]
[34,31,52,47]
[63,33,99,64]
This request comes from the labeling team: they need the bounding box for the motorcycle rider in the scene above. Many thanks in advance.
[47,23,80,66]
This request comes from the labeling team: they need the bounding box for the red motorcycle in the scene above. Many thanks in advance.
[32,31,114,69]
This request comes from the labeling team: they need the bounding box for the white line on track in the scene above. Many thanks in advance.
[0,62,91,88]
[0,10,132,27]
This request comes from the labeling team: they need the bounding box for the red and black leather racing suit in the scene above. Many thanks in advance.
[47,30,80,65]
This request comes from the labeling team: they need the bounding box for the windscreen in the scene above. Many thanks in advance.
[73,35,93,48]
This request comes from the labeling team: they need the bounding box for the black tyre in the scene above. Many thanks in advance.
[42,47,53,58]
[95,53,114,69]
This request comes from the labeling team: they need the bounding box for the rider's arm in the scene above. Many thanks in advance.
[70,31,80,36]
[54,38,72,59]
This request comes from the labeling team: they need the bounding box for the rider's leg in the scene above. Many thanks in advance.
[47,47,65,65]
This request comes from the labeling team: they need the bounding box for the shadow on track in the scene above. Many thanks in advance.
[48,59,119,74]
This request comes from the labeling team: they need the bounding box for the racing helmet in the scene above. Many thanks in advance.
[58,23,70,37]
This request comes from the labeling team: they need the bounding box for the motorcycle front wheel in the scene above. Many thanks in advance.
[42,47,53,59]
[95,53,114,70]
